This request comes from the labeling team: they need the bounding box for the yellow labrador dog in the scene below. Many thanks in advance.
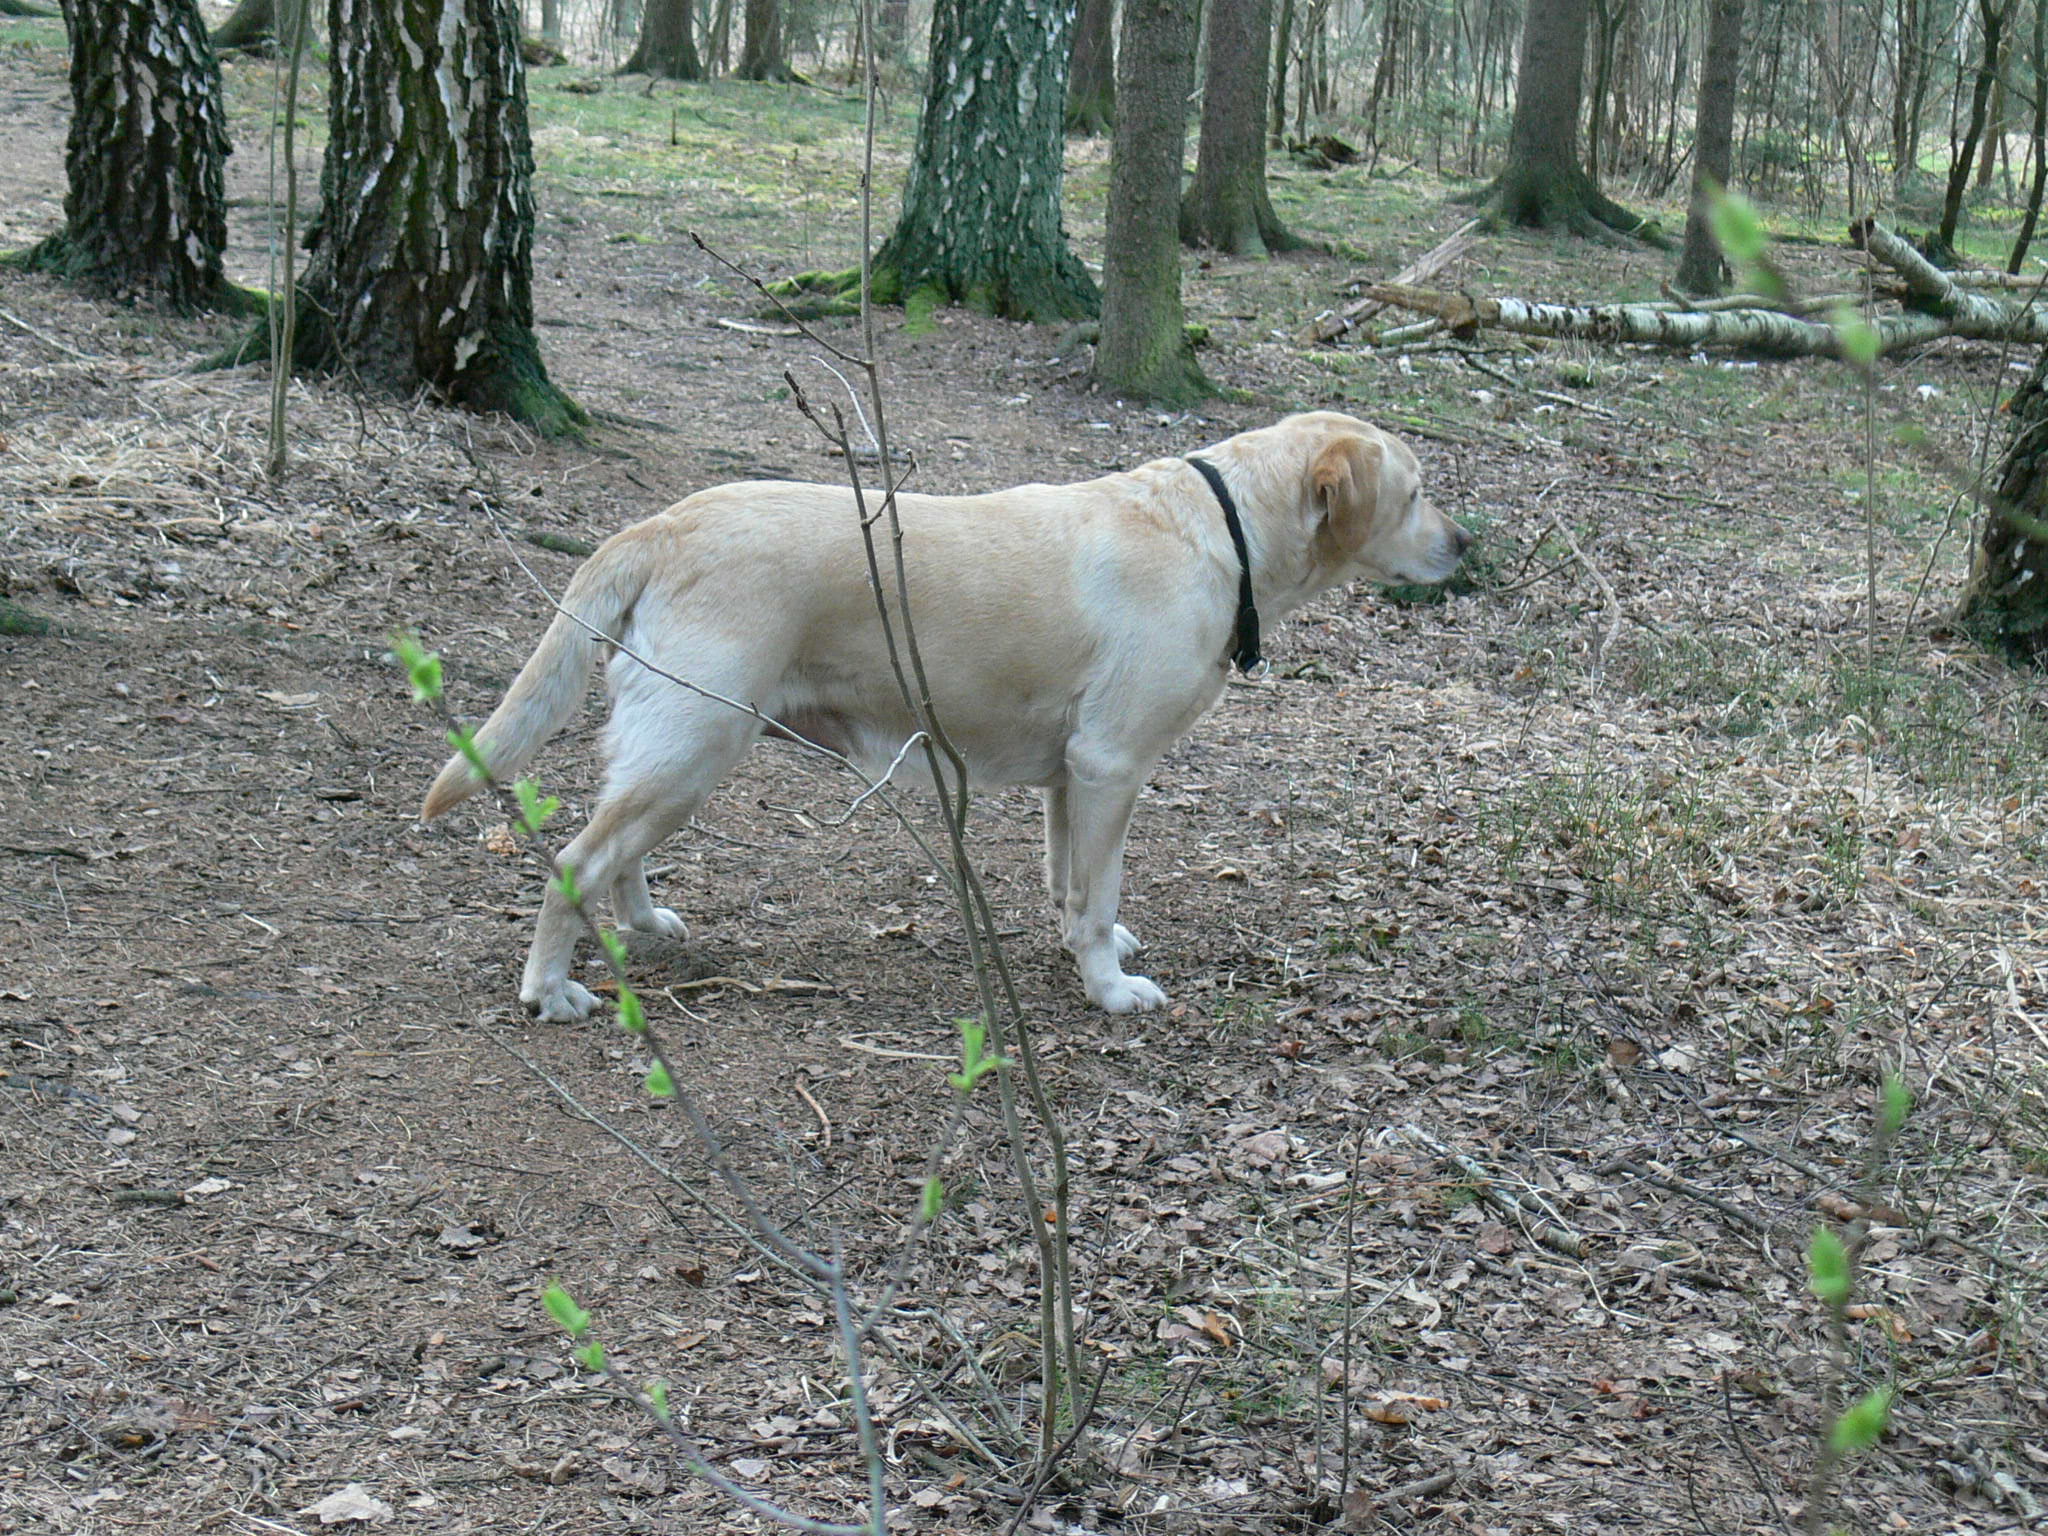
[423,412,1469,1021]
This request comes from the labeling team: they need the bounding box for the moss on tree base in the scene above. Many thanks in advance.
[1460,165,1672,248]
[764,257,1095,326]
[0,598,61,638]
[202,293,587,438]
[5,232,259,315]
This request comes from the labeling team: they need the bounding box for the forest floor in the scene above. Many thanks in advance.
[3,19,2047,1536]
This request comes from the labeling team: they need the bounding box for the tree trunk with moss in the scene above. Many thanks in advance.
[1961,346,2048,659]
[18,0,233,311]
[1469,0,1663,243]
[1673,0,1744,293]
[291,0,581,434]
[621,0,703,77]
[1095,0,1209,402]
[735,0,794,78]
[1066,0,1115,134]
[873,0,1098,321]
[1181,0,1296,255]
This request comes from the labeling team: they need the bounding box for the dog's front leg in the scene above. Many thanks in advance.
[1059,771,1163,1012]
[1043,781,1141,965]
[519,871,599,1022]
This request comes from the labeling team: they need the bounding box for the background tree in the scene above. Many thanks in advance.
[1269,0,1293,144]
[869,0,1097,320]
[1471,0,1661,241]
[1066,0,1115,135]
[1673,0,1745,293]
[211,0,316,52]
[1935,0,2010,258]
[621,0,703,77]
[290,0,582,433]
[15,0,235,311]
[1181,0,1298,255]
[735,0,795,79]
[1096,0,1208,400]
[1961,344,2048,658]
[2008,0,2048,270]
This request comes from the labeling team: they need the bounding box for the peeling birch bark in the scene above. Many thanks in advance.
[875,0,1097,321]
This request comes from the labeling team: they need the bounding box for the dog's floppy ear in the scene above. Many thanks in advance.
[1310,432,1381,555]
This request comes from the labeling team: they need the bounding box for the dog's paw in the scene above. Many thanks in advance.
[1113,924,1142,961]
[522,978,599,1023]
[627,907,688,940]
[1089,972,1167,1014]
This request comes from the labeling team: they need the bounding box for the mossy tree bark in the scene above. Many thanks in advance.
[1961,346,2048,660]
[289,0,582,434]
[621,0,703,78]
[19,0,234,311]
[874,0,1098,321]
[1468,0,1663,243]
[1095,0,1209,402]
[1673,0,1745,294]
[1181,0,1298,256]
[1065,0,1115,135]
[735,0,795,79]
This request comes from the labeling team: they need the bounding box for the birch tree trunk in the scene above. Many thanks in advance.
[1096,0,1208,400]
[297,0,582,434]
[873,0,1097,320]
[21,0,234,311]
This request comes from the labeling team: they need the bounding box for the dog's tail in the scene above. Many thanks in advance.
[420,533,650,821]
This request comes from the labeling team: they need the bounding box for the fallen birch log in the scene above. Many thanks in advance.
[1844,248,2048,292]
[1361,277,2048,357]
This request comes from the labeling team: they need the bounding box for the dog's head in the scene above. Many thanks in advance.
[1301,414,1471,587]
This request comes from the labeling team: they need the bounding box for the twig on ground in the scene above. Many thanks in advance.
[1459,349,1629,421]
[0,305,93,361]
[1400,1124,1588,1258]
[1372,1469,1458,1508]
[1545,508,1652,682]
[1598,1156,1773,1237]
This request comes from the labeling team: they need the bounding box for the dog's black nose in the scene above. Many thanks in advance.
[1451,522,1476,558]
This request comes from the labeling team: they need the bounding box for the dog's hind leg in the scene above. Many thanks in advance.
[610,860,686,939]
[518,697,758,1022]
[1041,783,1071,905]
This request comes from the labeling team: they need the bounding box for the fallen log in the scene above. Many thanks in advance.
[1844,249,2048,292]
[1360,278,2048,358]
[1308,219,1480,343]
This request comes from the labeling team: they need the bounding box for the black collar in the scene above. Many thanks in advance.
[1186,456,1262,673]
